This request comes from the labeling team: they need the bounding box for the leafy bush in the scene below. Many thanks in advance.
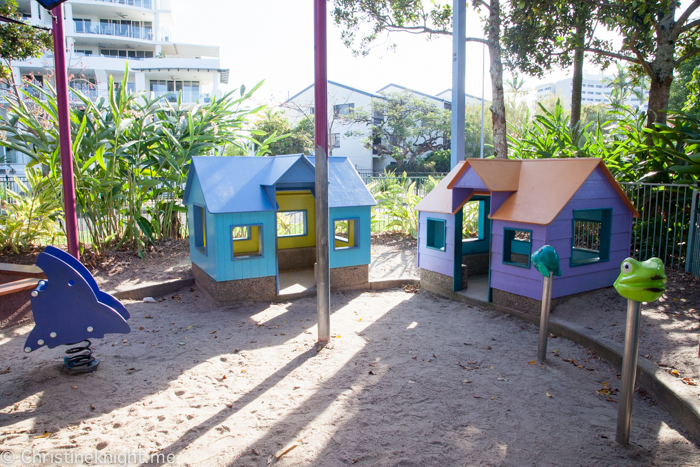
[0,68,271,255]
[0,168,65,252]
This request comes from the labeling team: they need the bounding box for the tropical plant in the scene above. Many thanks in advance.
[0,168,65,252]
[0,67,268,255]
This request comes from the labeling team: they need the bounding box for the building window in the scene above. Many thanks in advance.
[74,49,93,56]
[231,225,263,259]
[463,201,482,240]
[334,219,359,250]
[102,49,154,59]
[149,80,199,102]
[571,209,612,266]
[330,133,340,148]
[503,228,532,268]
[333,103,354,116]
[193,204,206,255]
[426,218,446,251]
[277,210,307,237]
[74,18,91,33]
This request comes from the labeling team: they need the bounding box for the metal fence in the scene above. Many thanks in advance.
[620,182,698,273]
[686,187,700,278]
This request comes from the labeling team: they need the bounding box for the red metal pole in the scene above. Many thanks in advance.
[52,5,80,260]
[314,0,330,342]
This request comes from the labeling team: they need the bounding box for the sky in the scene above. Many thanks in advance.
[170,0,609,105]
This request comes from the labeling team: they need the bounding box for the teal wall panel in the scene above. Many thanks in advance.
[215,211,277,281]
[329,206,371,268]
[187,175,218,280]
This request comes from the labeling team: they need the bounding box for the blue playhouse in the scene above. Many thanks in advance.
[416,158,639,311]
[183,154,376,303]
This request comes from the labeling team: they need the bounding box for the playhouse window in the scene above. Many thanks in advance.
[426,218,447,251]
[277,210,307,237]
[334,219,359,250]
[232,225,263,259]
[503,228,532,268]
[463,201,482,241]
[193,204,206,255]
[571,209,612,266]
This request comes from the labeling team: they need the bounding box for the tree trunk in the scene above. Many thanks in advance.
[643,6,676,128]
[488,0,507,159]
[570,18,586,128]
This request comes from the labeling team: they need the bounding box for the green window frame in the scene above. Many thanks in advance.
[503,228,532,268]
[426,218,447,251]
[571,208,612,267]
[193,204,206,255]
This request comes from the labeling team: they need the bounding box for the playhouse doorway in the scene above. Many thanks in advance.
[276,190,317,296]
[459,196,491,302]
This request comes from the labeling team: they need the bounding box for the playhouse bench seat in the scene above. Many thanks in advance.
[0,263,45,279]
[0,278,40,297]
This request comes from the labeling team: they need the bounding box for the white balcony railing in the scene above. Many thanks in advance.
[90,0,154,9]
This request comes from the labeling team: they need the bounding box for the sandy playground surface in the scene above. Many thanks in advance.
[1,287,699,466]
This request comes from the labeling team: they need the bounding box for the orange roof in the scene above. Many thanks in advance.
[417,158,639,224]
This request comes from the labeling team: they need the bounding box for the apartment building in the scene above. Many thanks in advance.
[535,75,648,109]
[283,82,485,174]
[1,0,229,175]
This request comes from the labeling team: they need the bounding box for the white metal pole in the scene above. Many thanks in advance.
[450,0,466,168]
[537,271,553,362]
[480,43,485,159]
[616,299,642,445]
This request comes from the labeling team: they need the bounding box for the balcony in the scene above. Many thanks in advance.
[90,0,154,8]
[74,22,155,41]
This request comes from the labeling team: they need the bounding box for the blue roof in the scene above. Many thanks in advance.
[184,155,376,213]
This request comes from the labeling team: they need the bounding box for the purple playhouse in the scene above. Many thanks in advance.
[416,158,639,312]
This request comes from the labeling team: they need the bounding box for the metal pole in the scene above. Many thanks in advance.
[450,0,466,168]
[479,43,485,159]
[685,184,698,273]
[616,299,642,445]
[52,5,80,260]
[537,271,553,362]
[314,0,330,343]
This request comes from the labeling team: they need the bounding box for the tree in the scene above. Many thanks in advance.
[332,0,509,158]
[347,91,451,169]
[503,1,603,128]
[0,0,53,87]
[668,55,700,111]
[250,109,314,156]
[589,0,700,127]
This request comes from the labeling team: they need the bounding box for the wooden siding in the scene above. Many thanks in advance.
[490,220,547,300]
[187,176,218,280]
[215,211,277,282]
[545,166,633,298]
[329,206,372,268]
[418,212,455,276]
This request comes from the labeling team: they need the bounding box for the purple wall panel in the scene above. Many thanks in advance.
[551,268,619,298]
[418,252,454,276]
[490,192,513,216]
[453,188,474,213]
[491,270,543,300]
[453,167,487,190]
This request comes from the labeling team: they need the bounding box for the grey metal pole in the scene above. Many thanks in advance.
[479,43,485,159]
[616,299,642,445]
[537,271,553,362]
[685,184,698,273]
[314,0,330,343]
[450,0,466,169]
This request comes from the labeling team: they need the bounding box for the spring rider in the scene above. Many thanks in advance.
[22,246,131,374]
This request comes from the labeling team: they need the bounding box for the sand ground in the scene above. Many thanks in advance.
[1,288,699,466]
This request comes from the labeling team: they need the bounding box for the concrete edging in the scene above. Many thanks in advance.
[422,282,700,442]
[109,277,195,301]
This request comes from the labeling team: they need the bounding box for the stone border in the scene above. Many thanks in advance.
[421,281,700,442]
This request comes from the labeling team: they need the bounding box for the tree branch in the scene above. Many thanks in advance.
[673,0,700,37]
[584,47,639,63]
[472,0,491,11]
[465,36,489,45]
[626,31,654,78]
[675,47,700,67]
[681,18,700,34]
